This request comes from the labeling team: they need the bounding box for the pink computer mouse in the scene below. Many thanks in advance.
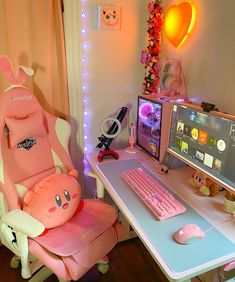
[173,224,205,245]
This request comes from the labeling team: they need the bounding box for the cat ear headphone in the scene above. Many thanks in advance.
[160,61,182,92]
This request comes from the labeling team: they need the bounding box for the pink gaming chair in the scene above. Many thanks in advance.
[0,56,123,281]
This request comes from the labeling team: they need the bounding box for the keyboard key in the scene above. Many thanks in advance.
[122,168,186,220]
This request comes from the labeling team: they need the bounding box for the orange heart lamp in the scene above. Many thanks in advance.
[164,2,195,48]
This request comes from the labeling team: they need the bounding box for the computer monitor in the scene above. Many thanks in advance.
[136,95,172,162]
[167,102,235,192]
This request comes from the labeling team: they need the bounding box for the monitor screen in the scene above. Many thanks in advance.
[168,103,235,191]
[136,96,162,161]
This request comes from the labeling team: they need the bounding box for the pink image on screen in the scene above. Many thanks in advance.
[139,103,154,119]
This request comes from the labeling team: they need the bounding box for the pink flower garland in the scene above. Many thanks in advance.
[141,1,163,94]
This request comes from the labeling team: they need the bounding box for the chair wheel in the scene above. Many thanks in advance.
[10,256,21,268]
[98,263,109,274]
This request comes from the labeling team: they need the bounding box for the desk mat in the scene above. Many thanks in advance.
[98,159,235,273]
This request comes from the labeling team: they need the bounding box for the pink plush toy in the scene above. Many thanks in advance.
[23,169,81,229]
[188,170,220,197]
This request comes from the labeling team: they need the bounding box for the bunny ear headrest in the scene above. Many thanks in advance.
[0,55,34,87]
[16,65,34,84]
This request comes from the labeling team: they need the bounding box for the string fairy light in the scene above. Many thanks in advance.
[81,0,89,153]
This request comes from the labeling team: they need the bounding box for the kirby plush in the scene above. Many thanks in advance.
[23,169,81,228]
[188,170,220,197]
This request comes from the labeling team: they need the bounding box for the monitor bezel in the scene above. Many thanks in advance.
[136,95,163,161]
[167,101,235,192]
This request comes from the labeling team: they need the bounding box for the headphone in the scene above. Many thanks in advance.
[160,61,182,92]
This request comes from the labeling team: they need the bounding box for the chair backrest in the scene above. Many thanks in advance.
[0,86,74,211]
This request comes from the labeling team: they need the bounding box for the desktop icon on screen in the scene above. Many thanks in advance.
[198,131,208,144]
[191,128,198,141]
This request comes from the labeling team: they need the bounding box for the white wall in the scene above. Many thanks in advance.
[162,0,235,115]
[64,0,235,157]
[84,0,148,151]
[64,0,235,196]
[63,0,148,196]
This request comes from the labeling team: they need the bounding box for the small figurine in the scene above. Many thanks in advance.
[188,170,221,196]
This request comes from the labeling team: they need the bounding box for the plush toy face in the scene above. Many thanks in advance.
[193,171,207,187]
[23,170,81,229]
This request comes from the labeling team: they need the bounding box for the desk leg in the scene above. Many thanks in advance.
[87,171,105,199]
[196,268,221,282]
[86,170,136,241]
[118,213,136,241]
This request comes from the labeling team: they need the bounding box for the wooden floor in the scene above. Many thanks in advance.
[0,238,169,282]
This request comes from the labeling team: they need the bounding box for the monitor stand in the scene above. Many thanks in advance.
[159,152,186,174]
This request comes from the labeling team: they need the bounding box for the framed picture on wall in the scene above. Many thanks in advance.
[98,5,122,30]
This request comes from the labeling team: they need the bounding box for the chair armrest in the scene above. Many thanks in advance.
[0,191,8,216]
[1,209,45,237]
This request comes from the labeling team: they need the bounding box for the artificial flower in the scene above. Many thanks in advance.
[140,0,163,94]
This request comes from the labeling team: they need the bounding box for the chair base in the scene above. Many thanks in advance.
[11,257,110,282]
[28,267,53,282]
[10,255,21,269]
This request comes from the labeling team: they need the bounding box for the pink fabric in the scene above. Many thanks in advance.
[2,135,54,185]
[0,55,32,85]
[62,227,117,280]
[0,88,73,209]
[5,111,46,148]
[0,87,122,281]
[28,240,72,281]
[0,55,17,84]
[18,167,57,192]
[33,199,118,256]
[29,199,119,281]
[23,170,81,228]
[29,225,118,281]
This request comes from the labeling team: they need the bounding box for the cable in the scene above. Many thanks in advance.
[204,215,235,234]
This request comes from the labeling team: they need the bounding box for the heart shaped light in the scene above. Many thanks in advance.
[164,2,195,48]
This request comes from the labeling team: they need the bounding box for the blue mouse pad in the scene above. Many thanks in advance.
[98,159,235,273]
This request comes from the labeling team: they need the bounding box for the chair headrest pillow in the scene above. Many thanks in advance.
[5,111,47,148]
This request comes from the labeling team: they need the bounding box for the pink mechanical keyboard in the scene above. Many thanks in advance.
[122,167,186,220]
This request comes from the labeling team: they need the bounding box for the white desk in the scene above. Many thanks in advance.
[86,149,235,282]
